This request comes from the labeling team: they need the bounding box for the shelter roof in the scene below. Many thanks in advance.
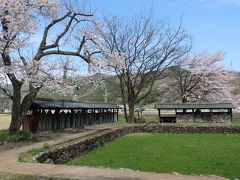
[31,100,121,109]
[155,103,235,109]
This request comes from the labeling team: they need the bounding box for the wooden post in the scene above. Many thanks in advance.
[193,109,196,122]
[38,109,42,131]
[109,109,111,123]
[54,109,60,130]
[99,109,102,124]
[106,109,108,123]
[158,109,161,122]
[112,109,115,122]
[192,109,194,122]
[98,109,100,124]
[83,109,86,125]
[111,109,113,123]
[174,109,176,123]
[111,109,112,122]
[93,109,96,124]
[210,109,213,122]
[113,109,116,122]
[79,110,82,127]
[117,109,119,122]
[102,109,105,123]
[40,110,46,131]
[70,109,74,128]
[230,109,232,123]
[81,109,84,128]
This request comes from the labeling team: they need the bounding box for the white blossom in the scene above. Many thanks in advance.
[162,51,236,103]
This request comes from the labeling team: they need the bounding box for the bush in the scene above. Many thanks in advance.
[0,130,33,142]
[134,118,145,123]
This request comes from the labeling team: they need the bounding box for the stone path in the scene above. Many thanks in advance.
[0,123,226,180]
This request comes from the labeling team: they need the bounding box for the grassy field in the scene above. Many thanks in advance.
[68,133,240,179]
[117,114,159,124]
[233,114,240,124]
[19,143,51,163]
[0,114,11,130]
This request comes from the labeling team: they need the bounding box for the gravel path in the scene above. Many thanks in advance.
[0,124,226,180]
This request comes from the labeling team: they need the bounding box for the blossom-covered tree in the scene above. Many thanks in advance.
[93,15,191,123]
[162,51,235,103]
[0,0,112,132]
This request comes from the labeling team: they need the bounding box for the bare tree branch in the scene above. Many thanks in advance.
[96,15,191,122]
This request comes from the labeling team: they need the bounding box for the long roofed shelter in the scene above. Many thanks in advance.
[155,103,235,123]
[23,99,121,132]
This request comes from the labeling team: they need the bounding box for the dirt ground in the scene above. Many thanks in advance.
[0,124,226,180]
[0,129,98,152]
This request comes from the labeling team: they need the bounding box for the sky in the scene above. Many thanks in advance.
[87,0,240,71]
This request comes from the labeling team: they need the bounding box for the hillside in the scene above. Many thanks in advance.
[1,71,240,106]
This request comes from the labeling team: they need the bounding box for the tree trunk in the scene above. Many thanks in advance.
[9,84,22,132]
[119,75,128,123]
[128,102,135,123]
[9,83,40,133]
[182,97,187,103]
[123,102,128,123]
[182,97,187,113]
[21,86,40,117]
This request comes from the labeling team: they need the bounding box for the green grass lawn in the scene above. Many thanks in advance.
[68,133,240,179]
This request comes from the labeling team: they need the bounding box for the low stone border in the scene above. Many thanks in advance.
[36,125,240,164]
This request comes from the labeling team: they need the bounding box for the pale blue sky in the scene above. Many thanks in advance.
[88,0,240,71]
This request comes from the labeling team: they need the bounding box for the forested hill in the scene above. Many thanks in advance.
[37,70,240,105]
[37,75,122,103]
[2,70,239,105]
[36,74,163,105]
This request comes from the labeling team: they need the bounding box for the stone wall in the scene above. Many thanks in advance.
[36,125,240,164]
[176,113,194,122]
[211,113,231,123]
[175,112,231,123]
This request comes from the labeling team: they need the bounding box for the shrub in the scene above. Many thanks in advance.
[0,130,33,142]
[134,118,145,123]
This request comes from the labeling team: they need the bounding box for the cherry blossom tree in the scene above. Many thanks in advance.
[162,51,235,103]
[92,15,191,123]
[0,0,113,132]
